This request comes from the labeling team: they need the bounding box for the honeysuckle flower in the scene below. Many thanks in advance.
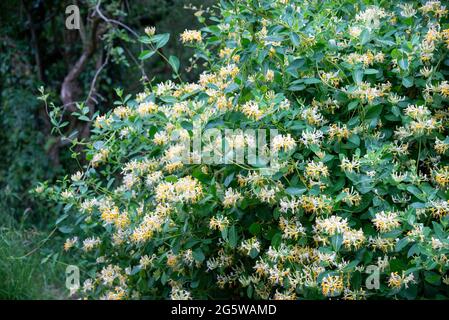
[180,29,202,43]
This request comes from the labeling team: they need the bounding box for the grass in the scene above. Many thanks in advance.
[0,225,66,299]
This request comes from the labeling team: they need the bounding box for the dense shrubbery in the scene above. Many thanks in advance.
[40,0,449,299]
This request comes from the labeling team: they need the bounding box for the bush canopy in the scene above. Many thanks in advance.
[39,0,449,300]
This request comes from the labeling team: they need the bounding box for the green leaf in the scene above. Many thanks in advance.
[58,226,73,234]
[249,223,261,235]
[390,48,402,60]
[365,104,382,119]
[161,272,169,285]
[55,213,69,225]
[41,253,54,264]
[78,115,90,122]
[348,101,358,111]
[288,84,306,91]
[290,32,300,47]
[192,249,205,262]
[331,233,343,251]
[249,248,259,259]
[168,55,180,73]
[153,33,170,49]
[228,226,238,248]
[343,260,360,272]
[139,50,155,60]
[407,244,420,258]
[348,134,360,146]
[286,58,305,77]
[138,36,152,44]
[353,69,364,84]
[286,187,306,196]
[424,272,441,285]
[180,121,193,130]
[271,232,282,248]
[224,172,235,187]
[303,77,321,84]
[395,237,409,252]
[398,58,409,71]
[364,69,378,75]
[432,222,445,238]
[402,76,414,88]
[130,266,142,275]
[247,285,253,299]
[406,185,425,201]
[360,29,371,45]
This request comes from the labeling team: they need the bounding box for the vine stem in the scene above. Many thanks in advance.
[15,227,58,259]
[416,139,421,175]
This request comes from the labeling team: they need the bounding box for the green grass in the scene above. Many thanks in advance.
[0,226,66,299]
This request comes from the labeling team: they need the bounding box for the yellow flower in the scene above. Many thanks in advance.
[321,275,344,297]
[209,215,230,231]
[219,47,233,58]
[300,195,333,215]
[388,272,415,289]
[435,138,449,154]
[265,69,274,82]
[428,199,449,218]
[434,166,449,188]
[137,101,158,116]
[272,134,297,152]
[241,100,264,121]
[315,215,349,235]
[343,229,365,249]
[82,237,101,252]
[63,237,78,251]
[372,211,401,233]
[166,252,179,268]
[305,161,329,180]
[222,188,243,208]
[180,29,202,43]
[101,206,120,225]
[438,81,449,98]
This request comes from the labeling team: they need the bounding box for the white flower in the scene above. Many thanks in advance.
[222,188,243,208]
[71,171,83,182]
[398,3,417,18]
[355,6,388,29]
[145,26,156,36]
[300,129,324,146]
[272,134,297,152]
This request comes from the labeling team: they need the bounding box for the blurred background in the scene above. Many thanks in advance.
[0,0,214,299]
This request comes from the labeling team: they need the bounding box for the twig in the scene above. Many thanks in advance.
[15,227,58,259]
[95,0,139,38]
[86,50,110,105]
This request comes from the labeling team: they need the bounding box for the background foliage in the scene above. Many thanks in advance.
[0,0,214,299]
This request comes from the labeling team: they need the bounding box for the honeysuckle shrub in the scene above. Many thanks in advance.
[37,0,449,300]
